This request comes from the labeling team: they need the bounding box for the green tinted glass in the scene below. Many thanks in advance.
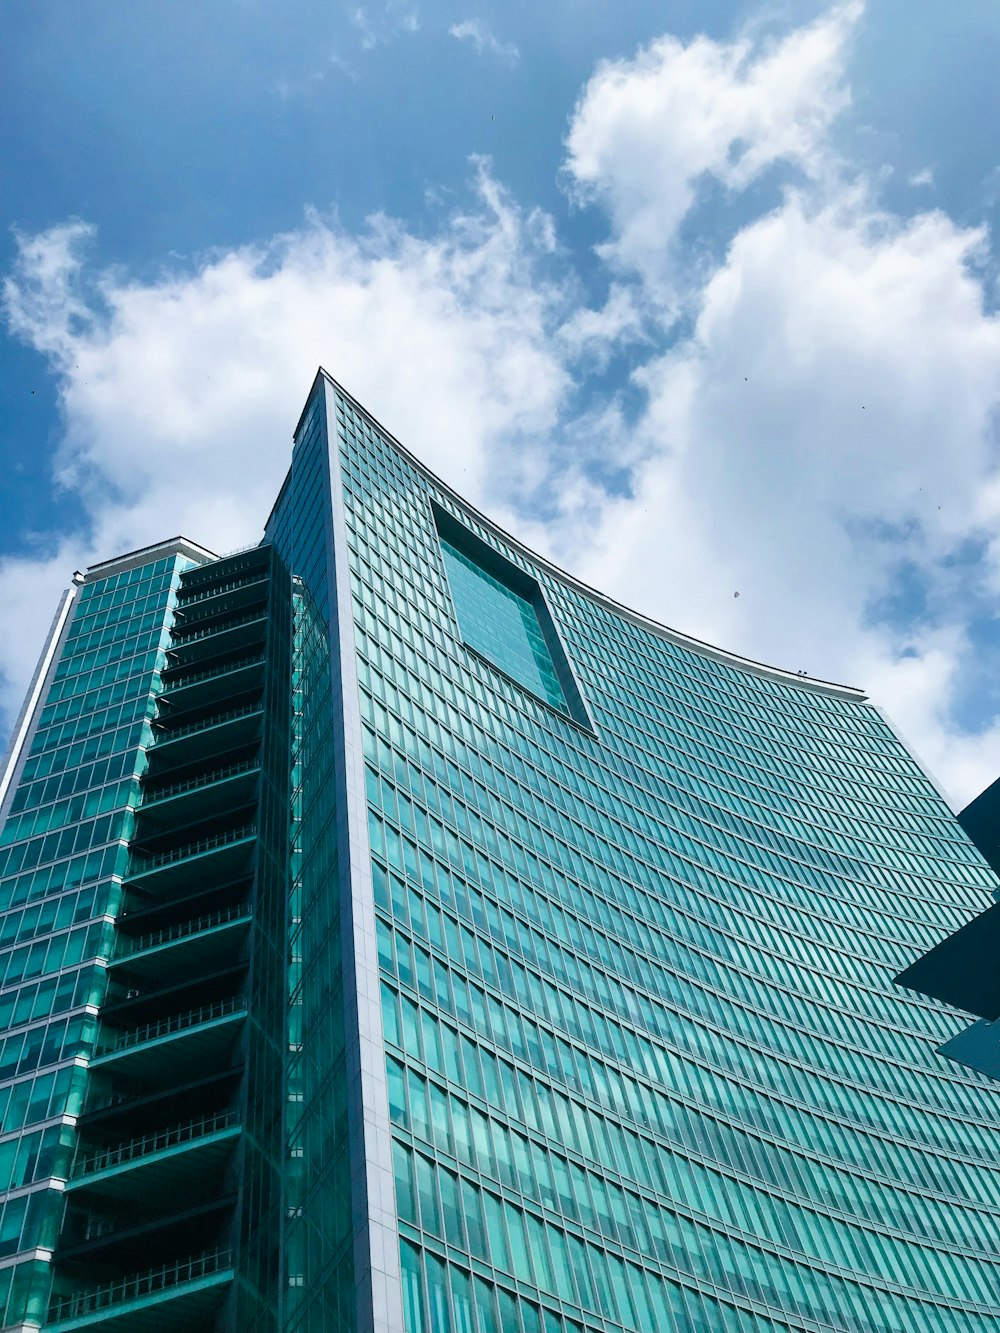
[440,537,568,714]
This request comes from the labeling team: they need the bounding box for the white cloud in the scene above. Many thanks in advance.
[983,163,1000,208]
[557,283,646,365]
[449,19,519,63]
[909,167,934,188]
[0,165,570,725]
[551,3,1000,808]
[6,1,1000,812]
[273,52,358,99]
[351,2,419,50]
[564,1,862,301]
[554,192,1000,796]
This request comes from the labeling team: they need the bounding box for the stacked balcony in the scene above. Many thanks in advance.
[47,546,289,1333]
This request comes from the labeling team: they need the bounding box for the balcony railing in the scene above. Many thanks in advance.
[199,540,266,565]
[114,903,251,960]
[96,996,245,1057]
[130,825,256,873]
[48,1247,233,1323]
[168,609,265,645]
[150,701,261,744]
[140,760,259,807]
[159,652,265,690]
[178,553,266,592]
[175,575,268,609]
[73,1108,239,1179]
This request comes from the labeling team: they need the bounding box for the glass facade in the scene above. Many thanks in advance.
[0,546,199,1326]
[4,369,1000,1332]
[0,539,294,1332]
[317,385,1000,1333]
[895,777,1000,1082]
[438,536,569,715]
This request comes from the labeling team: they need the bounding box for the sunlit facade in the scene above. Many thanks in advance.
[2,369,1000,1332]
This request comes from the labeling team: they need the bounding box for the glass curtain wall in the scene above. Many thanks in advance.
[267,392,357,1333]
[0,551,191,1326]
[323,382,1000,1333]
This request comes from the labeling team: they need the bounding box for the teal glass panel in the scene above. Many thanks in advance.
[266,393,356,1332]
[0,551,188,1326]
[439,538,568,714]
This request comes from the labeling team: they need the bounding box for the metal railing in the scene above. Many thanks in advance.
[177,556,265,595]
[48,1248,233,1323]
[96,995,245,1056]
[114,902,251,960]
[73,1108,239,1178]
[176,575,268,609]
[141,759,259,806]
[168,609,266,645]
[188,540,266,568]
[130,824,256,872]
[150,700,261,744]
[160,650,265,690]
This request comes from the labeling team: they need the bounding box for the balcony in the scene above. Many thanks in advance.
[136,761,261,832]
[163,610,267,666]
[58,1191,236,1268]
[178,548,270,595]
[123,824,257,897]
[147,702,263,769]
[47,1247,234,1332]
[113,872,254,936]
[156,654,266,713]
[69,1109,240,1202]
[90,996,247,1081]
[79,1067,243,1135]
[110,903,252,985]
[173,575,269,622]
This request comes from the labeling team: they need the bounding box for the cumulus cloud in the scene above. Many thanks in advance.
[6,1,1000,810]
[549,2,1000,807]
[564,1,862,300]
[449,19,519,63]
[552,193,1000,792]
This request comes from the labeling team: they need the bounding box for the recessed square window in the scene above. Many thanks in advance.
[433,503,591,729]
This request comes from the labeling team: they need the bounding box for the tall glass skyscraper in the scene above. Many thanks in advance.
[2,368,1000,1333]
[895,778,1000,1082]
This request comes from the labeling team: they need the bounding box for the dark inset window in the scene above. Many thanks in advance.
[433,503,592,730]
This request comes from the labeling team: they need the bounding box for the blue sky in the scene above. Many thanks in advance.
[3,0,1000,805]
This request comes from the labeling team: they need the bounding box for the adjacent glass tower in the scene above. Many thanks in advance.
[895,778,1000,1082]
[3,369,1000,1333]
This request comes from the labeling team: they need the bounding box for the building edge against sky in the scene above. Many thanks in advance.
[1,368,1000,1331]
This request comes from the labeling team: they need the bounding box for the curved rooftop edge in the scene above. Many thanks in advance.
[308,367,868,704]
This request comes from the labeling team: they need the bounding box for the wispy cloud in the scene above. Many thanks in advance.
[272,50,358,99]
[909,167,934,187]
[351,2,419,51]
[449,19,519,63]
[273,69,327,101]
[329,51,360,81]
[982,163,1000,207]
